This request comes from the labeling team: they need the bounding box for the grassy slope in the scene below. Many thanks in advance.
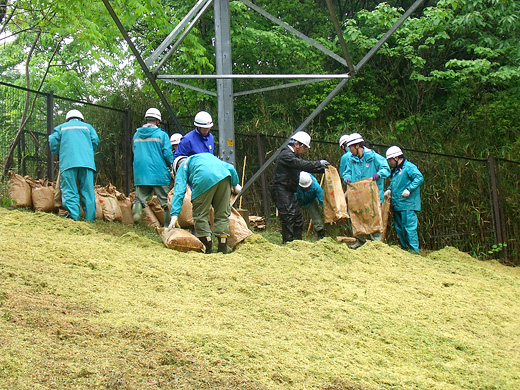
[0,208,519,390]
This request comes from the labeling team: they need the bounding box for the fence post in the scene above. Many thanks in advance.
[124,108,131,195]
[46,91,54,181]
[487,155,507,259]
[256,133,270,222]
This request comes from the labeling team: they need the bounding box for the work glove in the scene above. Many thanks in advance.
[232,184,242,195]
[402,189,411,198]
[384,189,391,198]
[344,179,351,185]
[168,215,178,229]
[320,160,330,168]
[372,173,380,181]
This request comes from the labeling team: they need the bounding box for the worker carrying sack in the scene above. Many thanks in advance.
[322,166,349,223]
[156,227,205,253]
[346,178,383,236]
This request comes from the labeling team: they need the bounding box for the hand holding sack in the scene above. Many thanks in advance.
[372,173,380,181]
[232,184,242,195]
[168,215,178,229]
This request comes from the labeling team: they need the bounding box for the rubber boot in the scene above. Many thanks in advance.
[317,229,326,239]
[201,236,212,254]
[163,207,171,228]
[217,236,228,254]
[132,203,143,224]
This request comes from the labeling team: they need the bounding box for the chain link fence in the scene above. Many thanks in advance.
[1,81,518,264]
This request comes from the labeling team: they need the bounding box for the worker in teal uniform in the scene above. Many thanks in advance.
[169,153,241,254]
[385,146,424,252]
[49,109,99,221]
[296,171,325,239]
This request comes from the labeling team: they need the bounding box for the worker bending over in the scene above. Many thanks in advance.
[296,171,325,239]
[169,153,241,254]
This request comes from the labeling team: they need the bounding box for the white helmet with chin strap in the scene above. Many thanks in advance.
[173,156,188,174]
[339,134,349,148]
[170,133,182,146]
[66,109,84,121]
[291,131,311,149]
[145,108,162,121]
[386,146,404,159]
[346,132,364,147]
[194,111,213,128]
[299,171,313,188]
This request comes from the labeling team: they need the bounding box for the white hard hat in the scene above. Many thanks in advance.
[346,132,364,147]
[145,107,162,121]
[299,171,313,189]
[291,131,311,149]
[170,133,182,146]
[339,134,349,148]
[66,109,84,121]
[386,146,404,159]
[173,156,187,174]
[194,111,213,128]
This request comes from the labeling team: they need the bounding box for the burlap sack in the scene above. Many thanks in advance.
[8,171,32,208]
[156,227,205,253]
[53,171,62,209]
[142,206,160,228]
[346,178,383,236]
[168,186,194,228]
[381,192,392,242]
[322,166,349,223]
[228,207,252,248]
[25,177,54,212]
[117,194,133,225]
[95,186,122,222]
[147,195,164,226]
[95,192,103,220]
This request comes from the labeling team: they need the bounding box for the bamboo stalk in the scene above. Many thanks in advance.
[239,155,247,209]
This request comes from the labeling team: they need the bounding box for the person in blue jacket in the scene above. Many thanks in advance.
[385,146,424,252]
[169,153,241,254]
[173,111,215,159]
[342,132,390,246]
[338,134,351,179]
[132,108,173,227]
[296,172,325,239]
[49,109,99,221]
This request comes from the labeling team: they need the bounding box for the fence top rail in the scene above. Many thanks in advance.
[0,81,127,114]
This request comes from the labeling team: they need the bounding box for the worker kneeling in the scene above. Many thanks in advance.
[169,153,240,254]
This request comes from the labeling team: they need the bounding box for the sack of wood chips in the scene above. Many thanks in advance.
[95,186,122,222]
[346,178,383,236]
[8,171,32,208]
[142,206,160,228]
[322,166,349,223]
[53,171,63,209]
[26,178,55,212]
[156,227,205,253]
[168,186,194,228]
[228,207,252,248]
[381,192,392,242]
[117,195,133,225]
[147,195,165,226]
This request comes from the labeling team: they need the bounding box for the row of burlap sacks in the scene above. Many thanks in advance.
[7,171,252,252]
[321,166,391,239]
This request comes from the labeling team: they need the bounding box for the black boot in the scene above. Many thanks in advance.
[217,236,228,254]
[317,229,326,239]
[201,236,212,254]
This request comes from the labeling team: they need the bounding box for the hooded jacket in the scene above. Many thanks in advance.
[132,124,173,186]
[388,159,423,211]
[49,118,99,172]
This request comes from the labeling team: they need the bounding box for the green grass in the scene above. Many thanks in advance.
[1,208,519,389]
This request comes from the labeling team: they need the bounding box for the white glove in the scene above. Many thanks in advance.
[168,215,178,229]
[384,189,391,198]
[402,189,411,198]
[232,184,242,194]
